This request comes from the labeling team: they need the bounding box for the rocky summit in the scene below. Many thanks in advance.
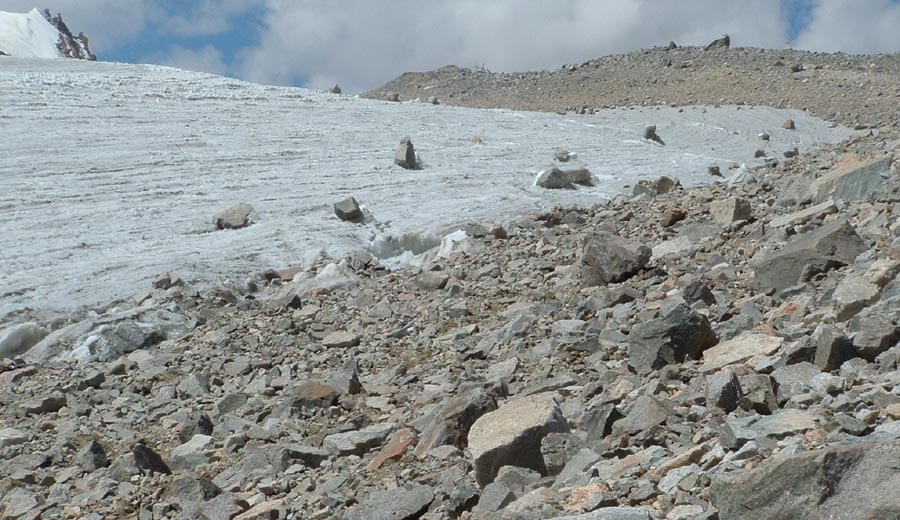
[1,44,900,520]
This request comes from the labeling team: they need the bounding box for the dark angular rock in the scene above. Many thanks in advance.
[180,411,214,442]
[627,302,718,374]
[711,439,900,519]
[706,369,742,412]
[132,443,171,475]
[582,404,624,444]
[643,125,664,145]
[74,440,110,471]
[327,358,362,395]
[448,483,480,517]
[683,280,716,306]
[850,314,900,361]
[705,34,730,50]
[752,219,867,293]
[334,196,362,221]
[414,389,498,458]
[541,432,585,476]
[814,325,858,371]
[173,475,222,502]
[581,232,651,287]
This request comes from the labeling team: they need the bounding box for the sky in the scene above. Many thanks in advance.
[5,0,899,93]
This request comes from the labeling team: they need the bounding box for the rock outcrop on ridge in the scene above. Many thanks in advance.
[40,9,95,61]
[363,45,899,129]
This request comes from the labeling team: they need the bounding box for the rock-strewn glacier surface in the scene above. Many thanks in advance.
[0,58,850,320]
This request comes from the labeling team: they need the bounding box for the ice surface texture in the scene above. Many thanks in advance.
[0,59,850,319]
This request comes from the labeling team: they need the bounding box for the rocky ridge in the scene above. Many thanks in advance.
[40,9,95,61]
[363,45,899,129]
[1,118,898,519]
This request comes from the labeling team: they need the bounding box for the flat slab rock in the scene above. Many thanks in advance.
[344,483,434,520]
[549,507,653,520]
[468,394,569,487]
[700,332,784,373]
[711,439,900,520]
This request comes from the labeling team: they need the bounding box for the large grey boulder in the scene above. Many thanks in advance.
[627,301,718,374]
[214,202,254,229]
[711,439,900,520]
[751,219,867,293]
[468,394,569,487]
[581,232,650,287]
[809,154,892,203]
[395,136,418,169]
[535,167,574,189]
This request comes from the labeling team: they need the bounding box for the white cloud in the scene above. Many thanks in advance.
[163,0,264,36]
[143,44,229,76]
[792,0,900,54]
[237,0,788,93]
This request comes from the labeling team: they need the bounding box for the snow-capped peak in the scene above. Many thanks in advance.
[0,8,95,60]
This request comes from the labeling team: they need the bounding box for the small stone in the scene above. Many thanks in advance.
[321,331,360,348]
[324,423,396,456]
[369,428,417,471]
[386,92,400,102]
[416,271,450,291]
[234,499,283,520]
[170,434,213,471]
[710,197,752,227]
[327,84,341,94]
[783,119,796,130]
[132,443,171,475]
[706,370,742,412]
[75,440,110,471]
[581,232,650,287]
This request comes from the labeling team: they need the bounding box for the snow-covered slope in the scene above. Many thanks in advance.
[0,8,63,58]
[0,58,852,321]
[0,8,94,60]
